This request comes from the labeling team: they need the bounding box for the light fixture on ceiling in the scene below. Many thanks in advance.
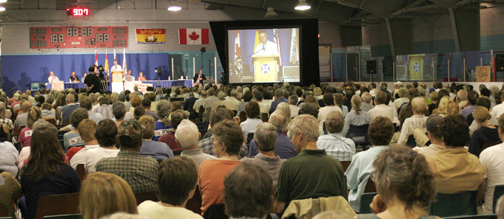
[0,7,5,11]
[0,0,7,3]
[295,0,311,10]
[168,1,182,11]
[265,7,277,17]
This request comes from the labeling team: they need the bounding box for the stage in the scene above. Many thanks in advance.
[46,79,193,92]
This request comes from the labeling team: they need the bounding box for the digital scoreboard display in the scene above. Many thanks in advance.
[67,7,90,16]
[30,26,128,49]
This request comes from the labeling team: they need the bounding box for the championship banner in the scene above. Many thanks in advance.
[476,66,491,82]
[136,29,166,44]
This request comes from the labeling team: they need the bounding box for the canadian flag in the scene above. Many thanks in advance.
[179,28,209,45]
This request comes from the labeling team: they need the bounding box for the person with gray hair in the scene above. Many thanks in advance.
[393,88,409,110]
[360,92,374,112]
[211,92,227,111]
[203,88,218,109]
[397,97,427,146]
[317,111,356,161]
[248,111,297,159]
[193,90,207,115]
[274,115,347,215]
[176,119,216,170]
[223,89,241,111]
[241,122,284,185]
[153,100,172,141]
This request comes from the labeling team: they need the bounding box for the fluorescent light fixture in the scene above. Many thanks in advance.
[0,0,7,3]
[295,0,311,10]
[0,7,5,11]
[265,7,277,17]
[168,2,182,11]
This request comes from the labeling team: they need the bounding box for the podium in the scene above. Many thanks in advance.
[252,55,279,82]
[124,75,135,92]
[111,71,124,93]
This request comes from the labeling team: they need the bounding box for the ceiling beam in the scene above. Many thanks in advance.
[337,1,387,19]
[429,0,452,8]
[390,0,431,16]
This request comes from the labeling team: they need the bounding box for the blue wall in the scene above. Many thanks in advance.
[1,52,172,94]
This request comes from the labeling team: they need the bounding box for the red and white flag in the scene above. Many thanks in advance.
[235,30,241,58]
[94,48,98,66]
[273,29,282,68]
[122,48,127,74]
[289,28,299,65]
[179,28,209,45]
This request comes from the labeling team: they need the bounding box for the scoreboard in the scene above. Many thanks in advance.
[30,26,128,49]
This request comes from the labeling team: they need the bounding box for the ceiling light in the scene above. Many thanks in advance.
[0,7,5,12]
[168,2,182,11]
[295,0,311,10]
[0,0,7,3]
[265,7,277,17]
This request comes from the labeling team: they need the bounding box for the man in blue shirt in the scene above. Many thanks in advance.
[269,89,288,114]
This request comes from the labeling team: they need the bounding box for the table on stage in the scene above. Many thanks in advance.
[143,80,193,88]
[47,82,112,91]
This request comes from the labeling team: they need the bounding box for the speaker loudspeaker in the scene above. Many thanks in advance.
[496,54,504,71]
[367,60,377,74]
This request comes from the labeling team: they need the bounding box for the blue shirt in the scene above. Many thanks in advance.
[345,146,387,212]
[269,98,288,114]
[153,121,172,141]
[316,133,356,161]
[461,105,476,119]
[249,129,297,159]
[140,140,174,160]
[342,110,372,137]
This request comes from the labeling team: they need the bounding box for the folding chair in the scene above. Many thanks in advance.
[75,164,87,182]
[428,190,478,217]
[493,185,504,213]
[35,192,80,219]
[359,192,378,214]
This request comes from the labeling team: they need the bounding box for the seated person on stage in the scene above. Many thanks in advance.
[137,72,147,81]
[96,119,159,194]
[48,71,60,83]
[138,156,203,219]
[193,69,206,87]
[124,70,135,81]
[274,115,347,216]
[69,71,79,83]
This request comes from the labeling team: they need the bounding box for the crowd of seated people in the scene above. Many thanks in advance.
[1,82,504,219]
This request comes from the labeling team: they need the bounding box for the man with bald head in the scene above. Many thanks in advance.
[248,111,297,159]
[397,97,428,146]
[60,94,80,123]
[14,100,33,128]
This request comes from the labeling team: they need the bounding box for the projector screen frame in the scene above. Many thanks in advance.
[210,19,320,87]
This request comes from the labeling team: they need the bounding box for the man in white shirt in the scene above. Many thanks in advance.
[412,115,446,157]
[223,89,241,111]
[491,93,504,120]
[80,97,103,124]
[288,95,300,118]
[70,119,100,169]
[193,90,207,114]
[254,30,279,56]
[47,71,60,83]
[397,97,427,146]
[110,60,123,73]
[85,119,119,174]
[393,88,409,110]
[368,91,394,121]
[254,91,270,115]
[203,88,219,110]
[318,93,343,131]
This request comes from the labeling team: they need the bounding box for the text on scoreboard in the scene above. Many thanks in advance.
[30,26,128,49]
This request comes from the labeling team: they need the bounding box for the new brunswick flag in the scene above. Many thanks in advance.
[136,29,166,44]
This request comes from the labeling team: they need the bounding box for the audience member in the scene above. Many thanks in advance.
[176,119,216,170]
[397,97,427,146]
[274,115,347,215]
[393,88,409,110]
[94,97,113,119]
[0,102,14,135]
[317,111,355,161]
[412,115,446,156]
[80,97,103,124]
[318,94,342,132]
[96,119,159,194]
[85,119,119,174]
[223,89,241,111]
[360,146,437,219]
[468,106,500,157]
[460,90,479,119]
[0,172,22,217]
[111,102,127,127]
[21,120,81,219]
[63,108,88,151]
[69,119,99,168]
[138,115,173,160]
[249,111,297,159]
[491,92,504,119]
[59,94,80,123]
[15,100,32,128]
[141,98,159,121]
[134,105,145,120]
[479,114,504,214]
[138,156,203,219]
[269,89,288,114]
[79,172,138,219]
[288,95,300,117]
[19,106,41,148]
[240,101,262,134]
[345,116,394,212]
[457,89,469,109]
[199,120,243,214]
[153,100,172,141]
[342,95,371,136]
[368,91,394,121]
[223,163,273,219]
[360,92,374,112]
[426,115,485,194]
[241,122,284,185]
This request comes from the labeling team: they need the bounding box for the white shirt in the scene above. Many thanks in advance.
[138,200,203,219]
[368,104,395,122]
[240,118,263,134]
[254,41,279,56]
[85,147,120,174]
[18,146,31,170]
[48,75,60,83]
[491,103,504,121]
[318,106,343,131]
[397,115,427,146]
[70,144,100,170]
[193,97,207,113]
[88,110,104,124]
[480,143,504,214]
[289,105,300,118]
[110,65,123,72]
[393,97,409,110]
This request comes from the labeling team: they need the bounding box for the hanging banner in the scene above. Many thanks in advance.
[136,29,166,44]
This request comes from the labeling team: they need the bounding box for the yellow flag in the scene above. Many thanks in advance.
[254,29,260,52]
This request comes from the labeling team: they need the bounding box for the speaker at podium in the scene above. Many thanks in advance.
[252,55,279,82]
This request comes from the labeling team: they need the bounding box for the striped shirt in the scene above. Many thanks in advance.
[316,133,356,161]
[93,104,114,120]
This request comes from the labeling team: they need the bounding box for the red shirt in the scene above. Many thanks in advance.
[66,146,84,161]
[137,76,147,81]
[158,131,182,151]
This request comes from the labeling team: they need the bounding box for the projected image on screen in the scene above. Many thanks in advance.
[228,28,300,84]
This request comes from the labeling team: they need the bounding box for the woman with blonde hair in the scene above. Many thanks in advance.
[468,106,500,157]
[342,95,371,136]
[432,96,450,116]
[334,93,348,117]
[79,172,138,219]
[446,101,460,115]
[275,102,291,127]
